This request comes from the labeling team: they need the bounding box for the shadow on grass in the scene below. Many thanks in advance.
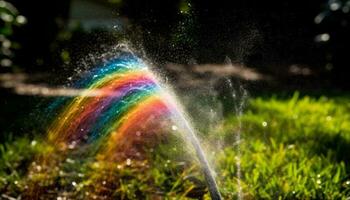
[307,132,350,166]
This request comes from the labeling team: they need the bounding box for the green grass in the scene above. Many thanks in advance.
[1,92,350,199]
[216,93,350,199]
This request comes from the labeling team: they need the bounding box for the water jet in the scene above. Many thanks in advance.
[45,50,222,199]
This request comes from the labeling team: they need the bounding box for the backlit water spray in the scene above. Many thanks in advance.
[226,78,248,200]
[43,49,221,199]
[167,99,222,200]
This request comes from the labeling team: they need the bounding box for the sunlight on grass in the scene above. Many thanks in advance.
[1,93,350,199]
[218,93,350,199]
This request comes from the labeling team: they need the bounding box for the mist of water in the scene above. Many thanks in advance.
[63,44,223,199]
[226,78,248,200]
[154,71,223,200]
[172,106,222,200]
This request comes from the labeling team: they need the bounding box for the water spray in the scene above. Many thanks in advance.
[171,109,222,200]
[186,128,223,200]
[44,51,222,199]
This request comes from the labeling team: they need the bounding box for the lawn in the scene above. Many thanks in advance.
[1,93,350,199]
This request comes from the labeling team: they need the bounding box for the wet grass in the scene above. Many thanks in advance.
[1,92,350,199]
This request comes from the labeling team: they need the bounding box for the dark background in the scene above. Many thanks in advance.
[1,0,349,87]
[0,0,349,140]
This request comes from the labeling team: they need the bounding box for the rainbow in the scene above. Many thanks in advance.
[37,53,222,200]
[47,53,176,161]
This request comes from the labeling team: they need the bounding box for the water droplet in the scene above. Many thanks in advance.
[136,131,141,136]
[262,121,268,127]
[346,181,350,185]
[126,158,131,166]
[315,33,330,42]
[2,40,11,48]
[72,181,77,187]
[31,140,37,147]
[69,141,77,149]
[1,59,12,67]
[66,158,75,164]
[1,13,14,22]
[330,2,341,11]
[171,125,178,131]
[16,15,27,24]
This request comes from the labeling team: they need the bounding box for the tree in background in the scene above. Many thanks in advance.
[0,0,26,70]
[314,0,350,88]
[9,0,70,71]
[1,0,349,89]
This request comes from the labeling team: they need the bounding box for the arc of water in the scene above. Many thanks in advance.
[179,116,222,200]
[163,92,222,200]
[47,51,222,199]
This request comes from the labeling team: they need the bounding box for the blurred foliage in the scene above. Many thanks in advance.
[4,0,70,71]
[0,0,26,69]
[315,0,350,29]
[0,0,348,89]
[1,93,350,199]
[314,0,350,87]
